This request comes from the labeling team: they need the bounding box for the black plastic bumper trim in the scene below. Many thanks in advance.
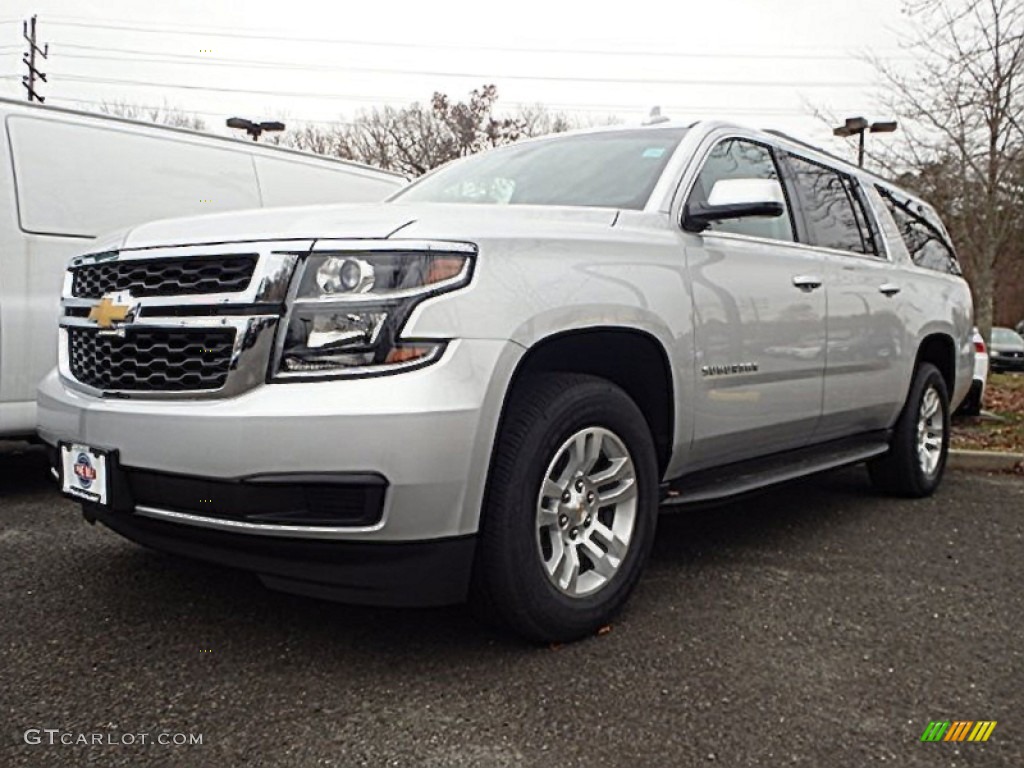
[84,503,476,607]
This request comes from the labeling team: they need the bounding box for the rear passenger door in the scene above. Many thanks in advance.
[682,137,827,470]
[780,153,907,440]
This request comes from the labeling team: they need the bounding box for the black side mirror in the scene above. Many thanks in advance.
[682,178,786,233]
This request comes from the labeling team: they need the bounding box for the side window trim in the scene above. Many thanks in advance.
[839,176,882,258]
[680,135,797,244]
[778,150,883,259]
[877,185,959,261]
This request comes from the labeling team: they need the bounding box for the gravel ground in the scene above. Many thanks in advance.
[1,442,1021,767]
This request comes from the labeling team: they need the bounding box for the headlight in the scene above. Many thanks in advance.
[272,245,474,379]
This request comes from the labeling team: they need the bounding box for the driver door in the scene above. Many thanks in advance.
[681,137,827,470]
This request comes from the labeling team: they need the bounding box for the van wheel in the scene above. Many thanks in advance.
[868,363,950,498]
[471,374,658,643]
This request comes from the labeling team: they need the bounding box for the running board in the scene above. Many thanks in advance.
[660,432,891,507]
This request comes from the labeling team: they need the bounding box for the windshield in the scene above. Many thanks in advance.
[992,328,1023,345]
[392,128,688,210]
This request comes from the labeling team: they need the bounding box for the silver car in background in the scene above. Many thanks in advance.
[38,121,973,642]
[989,327,1024,373]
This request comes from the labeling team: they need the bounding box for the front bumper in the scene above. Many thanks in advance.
[39,338,518,540]
[39,338,523,602]
[80,500,476,607]
[989,355,1024,372]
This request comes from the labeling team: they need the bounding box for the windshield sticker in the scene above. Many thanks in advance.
[642,147,667,158]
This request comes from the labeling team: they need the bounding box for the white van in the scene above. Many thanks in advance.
[0,97,404,437]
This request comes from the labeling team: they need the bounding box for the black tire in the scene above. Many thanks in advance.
[868,362,950,498]
[470,373,659,643]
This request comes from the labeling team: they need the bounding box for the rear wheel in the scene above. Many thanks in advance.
[868,362,950,497]
[471,373,659,643]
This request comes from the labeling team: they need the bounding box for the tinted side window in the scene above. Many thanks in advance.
[877,186,961,274]
[688,139,794,242]
[786,155,876,255]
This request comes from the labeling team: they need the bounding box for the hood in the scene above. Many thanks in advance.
[112,202,619,251]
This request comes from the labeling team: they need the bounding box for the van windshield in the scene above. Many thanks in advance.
[392,128,687,210]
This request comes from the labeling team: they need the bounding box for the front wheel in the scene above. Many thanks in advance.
[471,373,659,643]
[868,362,950,498]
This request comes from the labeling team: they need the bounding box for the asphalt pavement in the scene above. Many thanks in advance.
[1,441,1021,767]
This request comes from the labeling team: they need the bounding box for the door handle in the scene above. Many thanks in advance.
[792,275,823,292]
[878,283,902,296]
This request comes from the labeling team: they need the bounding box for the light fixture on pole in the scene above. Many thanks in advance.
[226,117,285,142]
[833,117,898,167]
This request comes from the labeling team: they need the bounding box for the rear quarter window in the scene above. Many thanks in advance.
[876,186,961,275]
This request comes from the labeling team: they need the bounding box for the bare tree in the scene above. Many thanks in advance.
[95,99,207,132]
[508,104,622,137]
[871,0,1024,340]
[277,89,617,177]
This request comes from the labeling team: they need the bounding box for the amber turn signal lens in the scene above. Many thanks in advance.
[385,346,430,364]
[427,257,466,285]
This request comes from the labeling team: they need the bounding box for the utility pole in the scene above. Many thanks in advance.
[22,15,49,103]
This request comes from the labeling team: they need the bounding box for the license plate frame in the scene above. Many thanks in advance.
[59,442,110,506]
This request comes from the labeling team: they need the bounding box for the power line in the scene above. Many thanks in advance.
[49,68,875,92]
[44,18,900,62]
[46,48,879,86]
[46,42,872,71]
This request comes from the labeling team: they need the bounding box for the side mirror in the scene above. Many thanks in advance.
[683,178,786,233]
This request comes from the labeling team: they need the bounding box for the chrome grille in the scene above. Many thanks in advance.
[67,327,236,391]
[71,255,257,298]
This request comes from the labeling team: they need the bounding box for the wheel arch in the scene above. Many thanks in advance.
[915,332,956,396]
[491,327,675,478]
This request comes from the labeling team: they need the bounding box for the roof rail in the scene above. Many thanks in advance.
[761,128,853,168]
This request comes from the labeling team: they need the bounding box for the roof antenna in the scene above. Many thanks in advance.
[644,106,670,125]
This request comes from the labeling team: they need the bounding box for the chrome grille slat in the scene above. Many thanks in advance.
[59,243,305,399]
[68,327,236,391]
[71,255,258,298]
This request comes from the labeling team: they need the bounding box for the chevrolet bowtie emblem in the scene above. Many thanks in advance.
[88,296,133,329]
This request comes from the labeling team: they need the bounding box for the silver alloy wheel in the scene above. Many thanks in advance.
[535,426,638,598]
[917,385,945,476]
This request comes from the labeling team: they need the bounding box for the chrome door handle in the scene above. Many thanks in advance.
[792,275,823,291]
[878,283,902,296]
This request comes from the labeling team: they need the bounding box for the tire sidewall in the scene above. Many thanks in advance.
[492,379,658,637]
[904,365,951,495]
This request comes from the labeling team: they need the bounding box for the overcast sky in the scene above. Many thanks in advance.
[1,0,917,160]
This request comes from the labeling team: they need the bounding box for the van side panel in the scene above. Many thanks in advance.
[254,156,402,207]
[0,110,31,435]
[7,115,262,237]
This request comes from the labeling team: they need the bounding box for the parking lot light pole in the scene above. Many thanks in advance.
[226,117,285,142]
[833,117,898,167]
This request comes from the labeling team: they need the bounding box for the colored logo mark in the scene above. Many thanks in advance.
[921,721,997,742]
[73,452,96,489]
[88,294,133,329]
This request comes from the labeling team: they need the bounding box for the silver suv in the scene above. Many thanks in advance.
[38,122,974,642]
